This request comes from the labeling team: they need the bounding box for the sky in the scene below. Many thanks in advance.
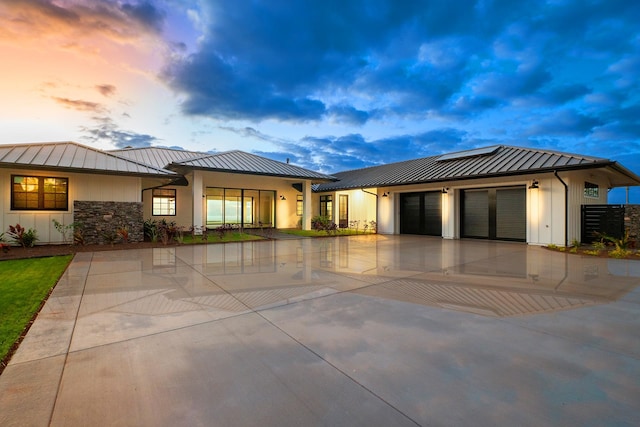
[0,0,639,203]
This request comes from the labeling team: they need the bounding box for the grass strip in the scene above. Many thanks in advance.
[0,255,73,370]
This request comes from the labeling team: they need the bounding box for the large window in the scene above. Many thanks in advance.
[206,187,275,228]
[12,175,68,210]
[152,188,176,216]
[320,195,333,220]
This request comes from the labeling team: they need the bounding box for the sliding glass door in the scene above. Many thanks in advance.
[206,187,275,228]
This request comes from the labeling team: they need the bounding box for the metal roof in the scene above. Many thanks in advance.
[0,141,177,177]
[315,145,640,191]
[171,150,336,181]
[110,147,205,169]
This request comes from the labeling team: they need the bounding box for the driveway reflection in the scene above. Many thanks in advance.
[167,235,640,318]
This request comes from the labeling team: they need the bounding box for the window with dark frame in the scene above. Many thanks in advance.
[11,175,68,211]
[320,195,333,220]
[152,188,176,216]
[584,182,599,198]
[296,194,303,216]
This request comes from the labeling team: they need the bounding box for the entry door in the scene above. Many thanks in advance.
[339,195,348,228]
[461,187,526,241]
[400,192,442,235]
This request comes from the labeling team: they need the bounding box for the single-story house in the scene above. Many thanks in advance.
[1,142,639,246]
[0,141,334,244]
[314,145,640,246]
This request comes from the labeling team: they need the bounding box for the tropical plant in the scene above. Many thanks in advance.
[597,229,633,250]
[101,228,118,246]
[117,226,130,243]
[156,219,178,245]
[0,232,9,253]
[596,229,634,258]
[7,224,38,248]
[143,219,158,242]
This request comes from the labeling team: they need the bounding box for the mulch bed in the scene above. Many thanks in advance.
[0,241,186,261]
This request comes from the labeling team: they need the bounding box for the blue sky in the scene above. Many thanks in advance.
[0,0,639,202]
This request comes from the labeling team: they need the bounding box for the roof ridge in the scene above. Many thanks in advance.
[500,144,607,161]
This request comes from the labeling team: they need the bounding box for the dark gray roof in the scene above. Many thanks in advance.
[110,147,205,169]
[0,141,177,177]
[171,150,336,181]
[316,145,640,191]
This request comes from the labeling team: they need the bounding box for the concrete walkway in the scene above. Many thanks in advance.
[1,235,639,426]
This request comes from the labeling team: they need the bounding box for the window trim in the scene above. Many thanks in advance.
[319,195,333,220]
[11,175,69,211]
[152,188,177,216]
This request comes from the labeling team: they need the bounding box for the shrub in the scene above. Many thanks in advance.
[117,226,129,243]
[52,219,80,244]
[7,224,38,248]
[214,224,237,239]
[312,216,338,234]
[596,229,633,251]
[610,248,632,259]
[144,219,158,242]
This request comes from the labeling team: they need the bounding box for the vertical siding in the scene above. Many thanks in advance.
[566,173,609,244]
[1,169,142,244]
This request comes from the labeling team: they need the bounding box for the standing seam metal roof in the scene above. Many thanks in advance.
[109,147,206,169]
[315,145,638,191]
[0,142,177,176]
[171,150,336,181]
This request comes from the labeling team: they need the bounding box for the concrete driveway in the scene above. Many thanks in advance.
[1,235,639,426]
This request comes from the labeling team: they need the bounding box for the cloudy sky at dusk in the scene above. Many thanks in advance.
[1,0,639,202]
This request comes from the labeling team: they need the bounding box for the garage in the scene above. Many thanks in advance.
[461,186,526,241]
[400,191,442,235]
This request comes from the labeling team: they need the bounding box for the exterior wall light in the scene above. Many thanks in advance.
[280,195,286,200]
[529,180,539,189]
[441,188,448,194]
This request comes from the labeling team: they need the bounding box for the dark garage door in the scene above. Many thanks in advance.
[462,186,526,241]
[400,191,442,236]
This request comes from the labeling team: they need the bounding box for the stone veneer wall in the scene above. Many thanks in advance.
[625,204,640,242]
[74,201,144,245]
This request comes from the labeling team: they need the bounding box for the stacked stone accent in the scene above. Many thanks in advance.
[625,204,640,242]
[74,201,144,245]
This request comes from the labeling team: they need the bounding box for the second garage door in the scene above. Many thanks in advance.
[461,186,526,241]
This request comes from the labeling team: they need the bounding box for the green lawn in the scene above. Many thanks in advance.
[177,232,264,244]
[0,256,73,366]
[278,228,375,237]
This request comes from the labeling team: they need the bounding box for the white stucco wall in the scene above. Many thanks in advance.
[158,170,317,230]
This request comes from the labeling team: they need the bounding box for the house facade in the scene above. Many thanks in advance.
[313,146,640,246]
[1,142,638,246]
